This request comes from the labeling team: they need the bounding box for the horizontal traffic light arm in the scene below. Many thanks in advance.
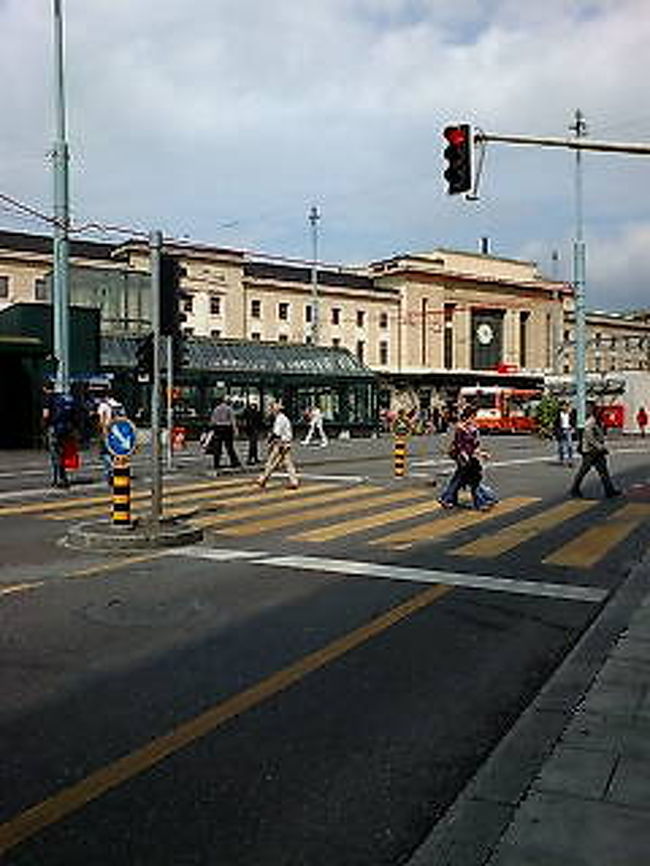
[474,131,650,155]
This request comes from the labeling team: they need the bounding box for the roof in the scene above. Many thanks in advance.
[0,229,116,261]
[244,260,376,291]
[101,335,376,379]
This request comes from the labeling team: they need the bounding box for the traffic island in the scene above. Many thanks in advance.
[62,516,203,552]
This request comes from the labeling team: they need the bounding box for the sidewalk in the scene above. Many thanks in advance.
[407,551,650,866]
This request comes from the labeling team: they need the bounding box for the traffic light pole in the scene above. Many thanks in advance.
[149,231,163,534]
[470,125,650,428]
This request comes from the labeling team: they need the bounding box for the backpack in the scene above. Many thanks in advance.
[52,393,75,437]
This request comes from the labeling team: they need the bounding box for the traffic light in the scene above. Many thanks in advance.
[135,332,154,377]
[172,333,191,372]
[443,124,473,194]
[160,254,190,337]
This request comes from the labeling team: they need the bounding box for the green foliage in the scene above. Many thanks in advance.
[535,393,559,439]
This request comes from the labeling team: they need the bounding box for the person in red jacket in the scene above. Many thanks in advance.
[637,406,648,437]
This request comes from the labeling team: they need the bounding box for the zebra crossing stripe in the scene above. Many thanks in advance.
[543,502,650,568]
[451,499,596,558]
[370,496,539,549]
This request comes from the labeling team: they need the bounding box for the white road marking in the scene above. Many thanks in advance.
[167,547,607,603]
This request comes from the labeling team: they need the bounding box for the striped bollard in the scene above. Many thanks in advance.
[112,456,131,526]
[393,434,407,477]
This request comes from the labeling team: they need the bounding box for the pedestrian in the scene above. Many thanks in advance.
[553,401,575,466]
[42,384,75,489]
[208,394,242,472]
[240,398,264,465]
[96,389,125,485]
[256,401,299,489]
[438,405,498,510]
[302,404,328,446]
[570,402,622,499]
[637,406,648,437]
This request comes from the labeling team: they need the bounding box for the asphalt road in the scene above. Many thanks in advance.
[0,435,649,865]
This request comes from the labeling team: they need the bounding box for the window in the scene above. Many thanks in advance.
[251,299,261,318]
[0,276,8,298]
[183,327,194,336]
[278,333,289,343]
[379,341,389,365]
[278,302,289,321]
[379,311,388,329]
[305,304,312,323]
[210,296,221,316]
[210,329,221,338]
[332,338,341,348]
[332,307,341,326]
[356,310,365,328]
[305,335,313,344]
[251,332,261,341]
[34,278,48,300]
[356,340,365,363]
[443,303,455,369]
[183,295,193,314]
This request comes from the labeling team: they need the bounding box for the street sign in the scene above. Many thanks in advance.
[106,418,137,457]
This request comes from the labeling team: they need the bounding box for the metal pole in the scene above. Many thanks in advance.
[309,205,320,345]
[474,131,650,155]
[52,0,70,394]
[150,231,163,532]
[166,334,173,470]
[571,110,588,429]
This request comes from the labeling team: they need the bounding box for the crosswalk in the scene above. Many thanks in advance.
[2,477,649,570]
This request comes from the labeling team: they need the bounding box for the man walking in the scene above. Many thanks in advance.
[42,385,75,489]
[256,401,299,489]
[302,405,328,446]
[554,401,575,466]
[637,406,648,437]
[241,398,264,465]
[570,402,621,499]
[208,394,242,472]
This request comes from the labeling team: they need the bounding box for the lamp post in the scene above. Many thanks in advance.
[571,109,588,428]
[52,0,71,393]
[309,205,320,345]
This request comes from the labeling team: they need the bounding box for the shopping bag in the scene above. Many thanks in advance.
[62,438,80,470]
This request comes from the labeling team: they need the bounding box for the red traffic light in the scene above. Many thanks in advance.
[444,125,467,146]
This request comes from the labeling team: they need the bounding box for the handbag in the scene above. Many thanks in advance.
[62,438,80,470]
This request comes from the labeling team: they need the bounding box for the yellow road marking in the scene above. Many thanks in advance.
[0,583,451,855]
[451,499,597,558]
[65,551,169,580]
[370,497,539,549]
[543,503,650,568]
[218,487,430,537]
[290,494,442,543]
[0,478,247,519]
[0,582,45,596]
[194,484,373,529]
[46,479,316,521]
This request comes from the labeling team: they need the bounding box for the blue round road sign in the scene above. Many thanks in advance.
[106,418,137,457]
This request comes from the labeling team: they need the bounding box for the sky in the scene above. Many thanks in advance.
[1,0,649,310]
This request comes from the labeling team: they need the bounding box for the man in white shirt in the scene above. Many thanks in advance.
[256,402,299,489]
[302,405,328,447]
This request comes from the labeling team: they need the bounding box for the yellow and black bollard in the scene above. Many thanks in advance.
[112,456,131,526]
[393,434,407,477]
[391,410,413,478]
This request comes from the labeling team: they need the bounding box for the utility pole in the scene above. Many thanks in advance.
[52,0,70,394]
[309,205,320,345]
[571,109,588,428]
[149,231,163,535]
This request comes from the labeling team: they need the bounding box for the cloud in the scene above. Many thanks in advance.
[1,0,649,307]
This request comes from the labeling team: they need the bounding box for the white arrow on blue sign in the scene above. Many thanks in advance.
[106,418,137,457]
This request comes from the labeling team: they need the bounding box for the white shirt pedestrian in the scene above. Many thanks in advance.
[302,406,328,446]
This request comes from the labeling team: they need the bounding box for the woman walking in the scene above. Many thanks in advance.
[438,405,498,510]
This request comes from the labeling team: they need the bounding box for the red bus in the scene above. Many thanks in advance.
[459,386,541,433]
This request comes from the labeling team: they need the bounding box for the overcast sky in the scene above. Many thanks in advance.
[1,0,649,310]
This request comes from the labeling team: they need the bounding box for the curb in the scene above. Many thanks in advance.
[62,518,204,552]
